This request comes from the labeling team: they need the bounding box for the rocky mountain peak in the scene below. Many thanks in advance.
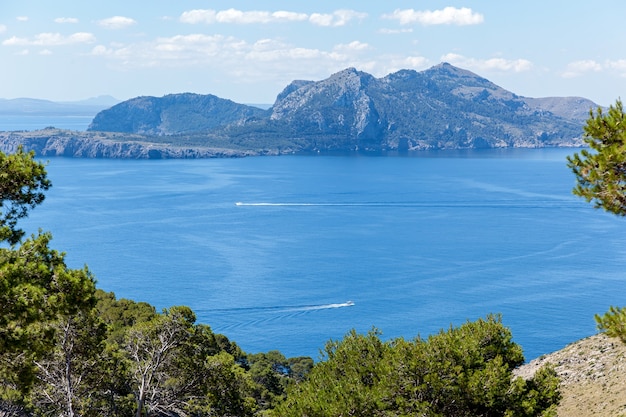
[80,63,598,154]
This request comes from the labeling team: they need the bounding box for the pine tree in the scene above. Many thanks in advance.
[567,99,626,343]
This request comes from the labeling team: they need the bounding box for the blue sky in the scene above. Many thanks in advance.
[0,1,624,106]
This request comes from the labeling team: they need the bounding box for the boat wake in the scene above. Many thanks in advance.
[235,201,580,209]
[235,201,428,207]
[196,301,355,331]
[236,202,348,206]
[201,301,354,313]
[290,301,355,311]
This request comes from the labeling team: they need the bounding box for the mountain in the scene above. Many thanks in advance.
[268,63,594,151]
[0,63,601,158]
[0,96,120,115]
[87,63,596,152]
[521,96,596,122]
[88,93,268,135]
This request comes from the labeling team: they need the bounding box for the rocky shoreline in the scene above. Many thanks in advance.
[0,128,585,159]
[0,129,266,159]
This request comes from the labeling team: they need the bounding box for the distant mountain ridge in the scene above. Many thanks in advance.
[0,63,600,158]
[265,63,593,150]
[0,96,120,115]
[87,63,597,153]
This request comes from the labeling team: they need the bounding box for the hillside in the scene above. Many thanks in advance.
[269,63,593,151]
[1,63,601,158]
[88,93,268,135]
[515,333,626,417]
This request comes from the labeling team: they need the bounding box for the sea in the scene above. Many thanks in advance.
[6,117,626,361]
[0,114,93,131]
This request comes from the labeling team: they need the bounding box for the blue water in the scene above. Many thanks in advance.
[0,114,91,131]
[20,149,626,361]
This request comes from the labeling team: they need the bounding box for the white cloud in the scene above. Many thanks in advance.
[0,24,6,33]
[273,11,310,22]
[220,9,308,24]
[557,59,626,80]
[180,9,309,24]
[441,53,532,72]
[84,30,455,101]
[402,56,430,68]
[88,32,373,80]
[334,41,370,52]
[16,16,28,22]
[378,28,414,35]
[55,17,79,24]
[561,60,602,78]
[373,56,430,76]
[383,7,484,26]
[2,32,96,46]
[98,16,137,29]
[307,13,334,27]
[246,41,327,62]
[180,9,216,24]
[91,45,110,56]
[606,59,626,72]
[215,9,262,24]
[180,8,364,26]
[309,10,367,27]
[570,60,602,72]
[39,49,53,55]
[561,59,626,78]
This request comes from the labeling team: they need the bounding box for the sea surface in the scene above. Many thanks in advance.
[20,148,626,361]
[0,114,91,131]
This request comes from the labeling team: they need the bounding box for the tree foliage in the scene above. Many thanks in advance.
[594,306,626,343]
[566,99,626,215]
[31,309,107,417]
[273,315,560,417]
[566,100,626,344]
[0,146,50,245]
[0,232,97,404]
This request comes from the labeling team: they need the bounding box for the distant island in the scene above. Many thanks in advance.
[0,95,120,116]
[0,63,598,158]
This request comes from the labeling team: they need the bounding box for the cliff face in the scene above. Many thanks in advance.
[270,68,384,149]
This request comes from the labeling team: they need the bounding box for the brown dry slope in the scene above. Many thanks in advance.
[515,334,626,417]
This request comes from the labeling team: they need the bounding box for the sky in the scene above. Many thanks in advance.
[0,1,624,106]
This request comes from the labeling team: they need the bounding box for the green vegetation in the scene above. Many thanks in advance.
[0,147,50,244]
[273,317,560,417]
[567,99,626,345]
[567,99,626,216]
[0,148,561,416]
[594,306,626,344]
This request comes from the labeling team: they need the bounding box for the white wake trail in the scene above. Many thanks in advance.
[288,301,355,311]
[236,202,346,206]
